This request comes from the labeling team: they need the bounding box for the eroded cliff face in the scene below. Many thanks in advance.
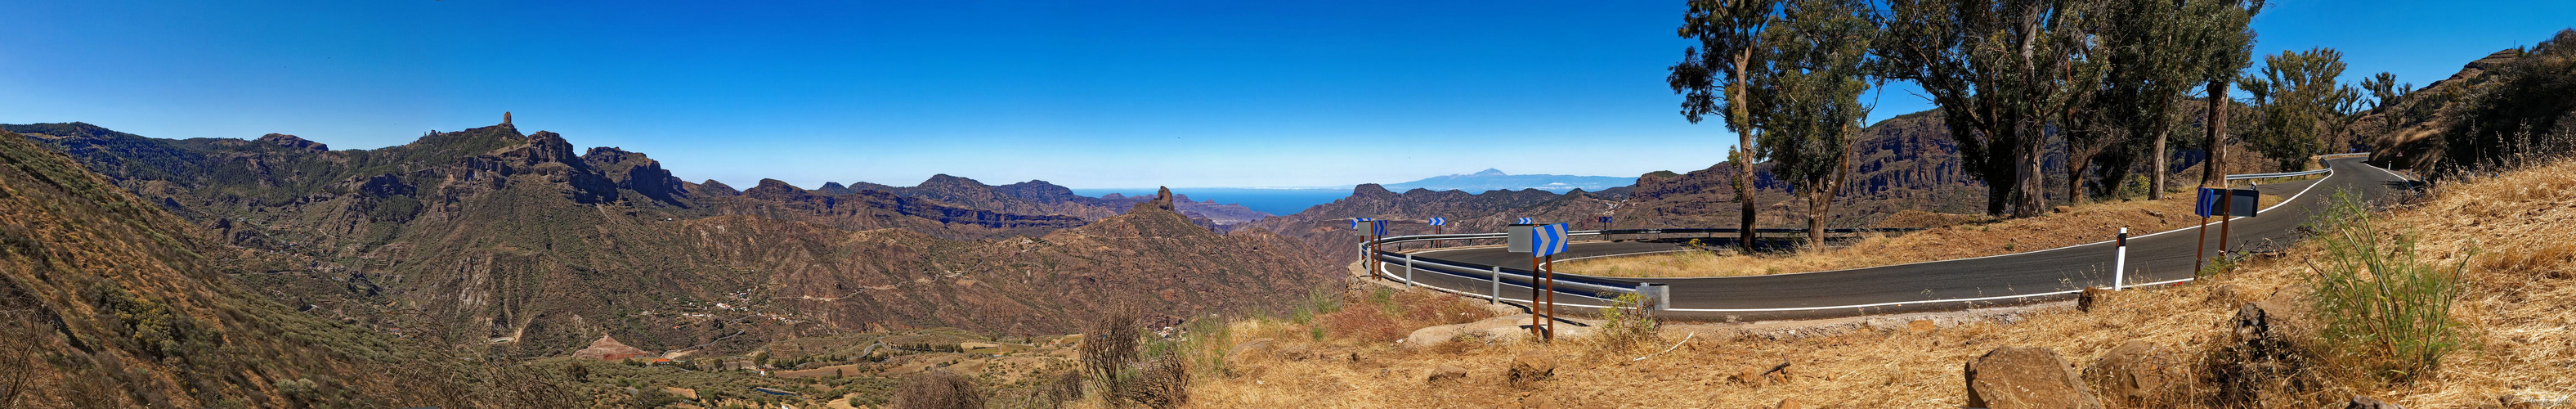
[11,122,1339,357]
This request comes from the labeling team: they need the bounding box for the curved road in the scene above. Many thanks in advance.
[1385,157,2414,321]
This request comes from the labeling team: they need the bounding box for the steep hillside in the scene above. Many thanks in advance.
[0,131,567,407]
[12,121,1338,359]
[2364,29,2576,173]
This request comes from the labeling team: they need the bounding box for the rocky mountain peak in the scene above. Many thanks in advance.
[1472,169,1508,177]
[921,173,989,188]
[816,182,855,196]
[256,133,329,151]
[1131,186,1177,213]
[1351,183,1396,199]
[743,178,809,201]
[697,179,741,196]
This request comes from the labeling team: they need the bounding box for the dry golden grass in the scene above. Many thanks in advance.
[1564,191,2285,278]
[1194,161,2575,407]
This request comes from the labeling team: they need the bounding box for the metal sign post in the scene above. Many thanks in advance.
[1508,222,1569,342]
[2195,189,2211,276]
[1372,220,1389,281]
[1507,222,1570,341]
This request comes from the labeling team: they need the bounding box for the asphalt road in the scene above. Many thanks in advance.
[1387,157,2412,321]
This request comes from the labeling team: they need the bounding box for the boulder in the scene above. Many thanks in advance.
[1507,349,1557,388]
[1427,365,1469,385]
[2345,395,2404,409]
[1964,347,2101,409]
[2084,341,2184,407]
[2078,287,2113,312]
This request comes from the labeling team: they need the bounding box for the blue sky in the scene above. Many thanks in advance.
[2,1,2568,189]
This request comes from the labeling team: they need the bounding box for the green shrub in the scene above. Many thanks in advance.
[2305,191,2473,382]
[1594,293,1661,352]
[1286,289,1342,325]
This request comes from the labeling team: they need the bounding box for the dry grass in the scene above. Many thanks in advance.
[1565,192,2285,278]
[1194,160,2576,407]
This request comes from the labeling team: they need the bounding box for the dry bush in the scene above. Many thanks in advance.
[1081,307,1141,390]
[894,369,983,409]
[1395,290,1499,326]
[1317,303,1407,344]
[1116,356,1189,409]
[1044,369,1084,406]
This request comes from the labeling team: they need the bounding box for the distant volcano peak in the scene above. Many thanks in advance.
[1471,169,1508,177]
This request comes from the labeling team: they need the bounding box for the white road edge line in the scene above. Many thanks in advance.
[1656,160,2395,312]
[1378,158,2396,314]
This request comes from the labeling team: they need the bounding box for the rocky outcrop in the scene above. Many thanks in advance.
[1132,187,1176,213]
[1964,346,2101,409]
[584,146,688,206]
[256,133,329,151]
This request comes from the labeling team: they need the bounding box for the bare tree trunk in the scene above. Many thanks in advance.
[1731,51,1758,250]
[2013,121,2049,218]
[2150,126,2169,200]
[2202,81,2231,187]
[1807,141,1854,249]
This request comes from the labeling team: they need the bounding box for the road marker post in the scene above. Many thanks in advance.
[2112,227,2128,290]
[1489,266,1502,304]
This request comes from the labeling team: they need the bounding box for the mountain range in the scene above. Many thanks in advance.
[3,120,1337,361]
[1381,169,1637,192]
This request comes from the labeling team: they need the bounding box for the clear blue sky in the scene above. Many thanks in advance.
[2,1,2567,189]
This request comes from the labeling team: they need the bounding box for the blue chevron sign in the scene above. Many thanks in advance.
[1532,223,1569,256]
[1372,220,1389,236]
[1351,218,1373,229]
[1427,217,1446,226]
[1515,217,1534,224]
[1597,216,1612,223]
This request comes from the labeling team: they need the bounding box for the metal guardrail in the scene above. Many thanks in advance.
[2224,169,2331,181]
[1349,153,2381,317]
[1351,227,1911,308]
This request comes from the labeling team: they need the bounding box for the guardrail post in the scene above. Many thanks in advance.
[1635,283,1669,312]
[1402,253,1415,287]
[1489,266,1503,304]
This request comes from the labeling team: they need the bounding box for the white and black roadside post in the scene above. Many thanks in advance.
[1402,253,1415,287]
[2112,227,2129,290]
[1488,266,1503,304]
